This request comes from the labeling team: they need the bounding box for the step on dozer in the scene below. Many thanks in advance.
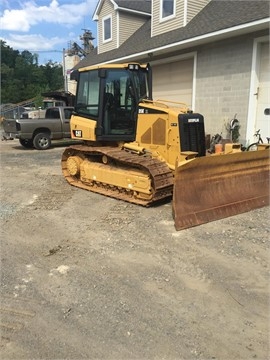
[173,149,270,230]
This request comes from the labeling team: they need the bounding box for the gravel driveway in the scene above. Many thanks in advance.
[1,138,269,360]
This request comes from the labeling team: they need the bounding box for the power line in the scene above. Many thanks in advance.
[27,50,63,53]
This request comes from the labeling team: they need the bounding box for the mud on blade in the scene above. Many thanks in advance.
[173,149,270,230]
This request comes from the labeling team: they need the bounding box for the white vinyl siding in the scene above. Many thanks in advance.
[186,0,210,24]
[152,0,184,37]
[119,13,146,46]
[152,0,210,36]
[98,0,117,54]
[152,59,194,107]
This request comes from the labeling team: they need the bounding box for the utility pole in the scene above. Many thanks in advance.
[62,48,68,92]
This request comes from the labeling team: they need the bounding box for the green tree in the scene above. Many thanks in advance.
[1,41,64,105]
[1,40,19,68]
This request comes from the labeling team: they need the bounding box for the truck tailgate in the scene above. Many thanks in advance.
[2,119,19,139]
[3,119,18,134]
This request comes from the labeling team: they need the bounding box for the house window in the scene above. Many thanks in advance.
[161,0,175,19]
[103,15,112,42]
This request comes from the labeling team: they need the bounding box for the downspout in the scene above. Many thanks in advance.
[183,0,188,26]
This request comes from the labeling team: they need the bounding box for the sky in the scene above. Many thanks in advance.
[0,0,98,65]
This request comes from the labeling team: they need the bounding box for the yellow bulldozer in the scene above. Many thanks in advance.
[61,63,269,230]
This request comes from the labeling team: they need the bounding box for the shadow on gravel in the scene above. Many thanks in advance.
[2,139,84,151]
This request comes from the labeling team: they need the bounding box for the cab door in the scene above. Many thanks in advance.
[100,69,137,140]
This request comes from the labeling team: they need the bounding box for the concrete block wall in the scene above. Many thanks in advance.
[195,36,253,144]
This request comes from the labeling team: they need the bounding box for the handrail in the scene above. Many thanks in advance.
[1,97,37,115]
[141,98,189,111]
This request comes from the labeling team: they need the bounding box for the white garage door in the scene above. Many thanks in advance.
[255,42,270,139]
[152,58,194,108]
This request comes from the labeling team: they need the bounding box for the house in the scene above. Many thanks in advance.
[75,0,269,146]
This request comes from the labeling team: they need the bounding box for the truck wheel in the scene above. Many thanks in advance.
[19,138,33,148]
[33,133,51,150]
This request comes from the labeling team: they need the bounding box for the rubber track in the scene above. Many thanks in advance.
[62,145,174,206]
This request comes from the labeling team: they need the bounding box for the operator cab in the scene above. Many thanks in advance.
[73,63,151,142]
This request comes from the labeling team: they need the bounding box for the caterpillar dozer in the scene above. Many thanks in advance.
[61,63,269,230]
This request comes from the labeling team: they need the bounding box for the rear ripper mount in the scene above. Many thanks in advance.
[62,145,174,206]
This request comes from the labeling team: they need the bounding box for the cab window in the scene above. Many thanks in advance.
[76,70,99,118]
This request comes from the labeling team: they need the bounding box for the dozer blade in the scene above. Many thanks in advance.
[173,149,270,230]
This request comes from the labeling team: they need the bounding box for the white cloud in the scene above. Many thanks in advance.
[1,33,65,51]
[1,1,97,63]
[1,8,31,31]
[0,0,97,32]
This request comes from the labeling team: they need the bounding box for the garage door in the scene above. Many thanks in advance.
[255,42,270,139]
[152,59,194,108]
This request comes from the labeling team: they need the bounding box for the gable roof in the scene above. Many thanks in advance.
[115,0,151,14]
[78,0,269,69]
[93,0,151,20]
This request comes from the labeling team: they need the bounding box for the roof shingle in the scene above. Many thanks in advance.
[115,0,151,14]
[76,0,269,69]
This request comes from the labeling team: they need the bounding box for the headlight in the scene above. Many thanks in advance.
[128,64,139,70]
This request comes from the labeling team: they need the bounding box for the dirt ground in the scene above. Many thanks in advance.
[0,138,269,360]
